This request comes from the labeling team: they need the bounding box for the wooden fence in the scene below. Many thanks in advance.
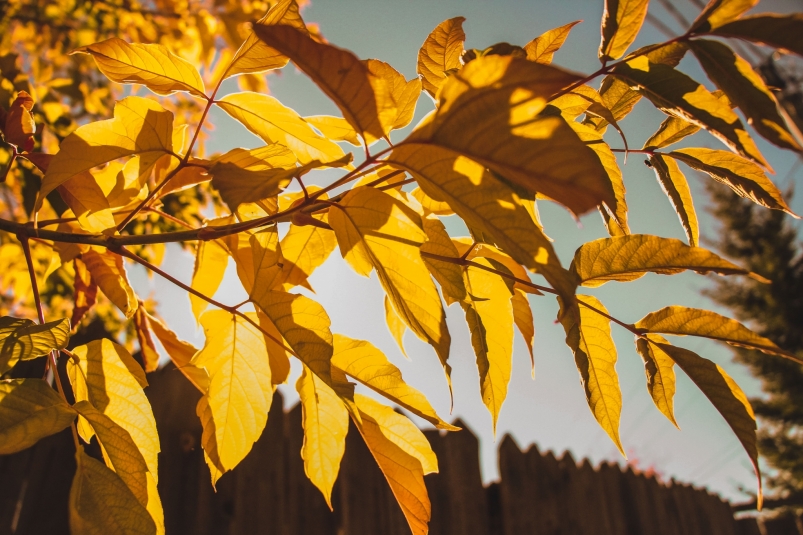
[0,363,788,534]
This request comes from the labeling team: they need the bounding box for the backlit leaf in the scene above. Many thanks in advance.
[572,234,748,287]
[274,219,337,291]
[38,97,173,211]
[304,116,361,146]
[690,0,758,32]
[133,307,160,373]
[384,295,408,357]
[144,311,208,393]
[193,311,272,484]
[74,38,205,98]
[585,76,641,132]
[648,154,699,246]
[252,24,395,142]
[419,216,467,305]
[599,0,650,61]
[667,148,796,216]
[634,334,678,427]
[332,335,456,430]
[635,306,801,363]
[59,171,116,233]
[82,248,138,318]
[709,14,803,57]
[190,240,229,324]
[512,289,536,377]
[524,21,581,64]
[70,449,156,535]
[217,93,346,165]
[329,187,451,382]
[364,59,422,134]
[411,187,454,216]
[0,378,76,454]
[417,17,466,99]
[0,316,69,374]
[644,117,700,150]
[558,294,624,455]
[690,39,802,153]
[296,365,348,509]
[654,340,760,505]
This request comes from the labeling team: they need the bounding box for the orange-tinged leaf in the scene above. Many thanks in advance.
[133,307,160,373]
[193,311,272,485]
[351,394,434,535]
[304,115,361,146]
[635,306,802,363]
[38,97,173,212]
[599,0,650,61]
[329,187,451,382]
[144,311,208,393]
[73,38,205,98]
[667,148,796,216]
[525,21,581,64]
[558,294,624,456]
[654,340,760,506]
[419,216,467,305]
[364,59,422,135]
[82,248,138,318]
[0,378,76,454]
[417,17,466,99]
[512,289,536,377]
[571,234,748,287]
[690,39,802,153]
[709,14,803,57]
[634,334,678,427]
[461,258,515,432]
[224,0,307,78]
[190,240,229,324]
[690,0,758,32]
[454,239,541,297]
[296,365,348,509]
[59,172,116,233]
[332,335,456,430]
[384,295,408,357]
[252,24,395,143]
[648,154,699,246]
[411,187,454,216]
[217,93,346,166]
[585,76,641,132]
[4,90,35,147]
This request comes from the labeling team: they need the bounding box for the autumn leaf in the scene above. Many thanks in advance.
[571,234,749,287]
[525,21,581,64]
[558,294,624,456]
[667,148,796,216]
[329,186,451,383]
[634,334,678,427]
[273,218,337,291]
[635,306,801,363]
[82,247,138,318]
[648,154,699,246]
[418,216,468,305]
[0,378,76,454]
[59,171,116,233]
[599,0,649,61]
[73,38,206,98]
[364,59,422,136]
[189,240,229,324]
[144,311,208,393]
[0,316,70,374]
[133,307,160,373]
[417,17,466,99]
[252,24,395,143]
[4,91,35,148]
[707,14,803,57]
[512,289,536,377]
[193,311,272,485]
[585,76,641,132]
[384,294,408,357]
[689,0,759,33]
[303,116,361,146]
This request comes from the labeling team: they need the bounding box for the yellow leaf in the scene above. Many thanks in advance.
[419,216,467,305]
[73,38,205,98]
[558,294,624,455]
[328,187,451,382]
[690,0,758,32]
[643,90,730,150]
[384,294,408,357]
[352,394,433,535]
[0,378,76,454]
[252,25,395,143]
[585,76,641,132]
[332,334,456,430]
[82,247,138,318]
[524,21,581,64]
[454,239,541,296]
[59,172,116,233]
[668,148,796,216]
[38,97,173,211]
[612,61,769,168]
[193,311,272,485]
[217,93,347,166]
[224,0,307,78]
[296,364,348,508]
[635,306,802,363]
[304,115,361,146]
[634,334,678,427]
[73,401,163,534]
[275,218,337,291]
[411,187,454,216]
[648,154,699,246]
[144,311,208,393]
[709,14,803,57]
[67,339,159,481]
[252,290,334,384]
[571,234,749,287]
[189,240,229,324]
[70,449,156,535]
[364,59,422,133]
[512,289,536,377]
[417,17,466,99]
[599,0,650,61]
[4,91,35,147]
[404,54,614,217]
[653,340,760,506]
[133,307,160,373]
[461,258,515,432]
[690,39,801,152]
[0,316,70,374]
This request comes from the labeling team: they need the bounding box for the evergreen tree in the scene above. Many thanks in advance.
[706,181,803,503]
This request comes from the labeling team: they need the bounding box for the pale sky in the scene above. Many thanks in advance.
[131,0,803,502]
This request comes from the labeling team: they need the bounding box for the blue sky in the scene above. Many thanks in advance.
[133,0,803,502]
